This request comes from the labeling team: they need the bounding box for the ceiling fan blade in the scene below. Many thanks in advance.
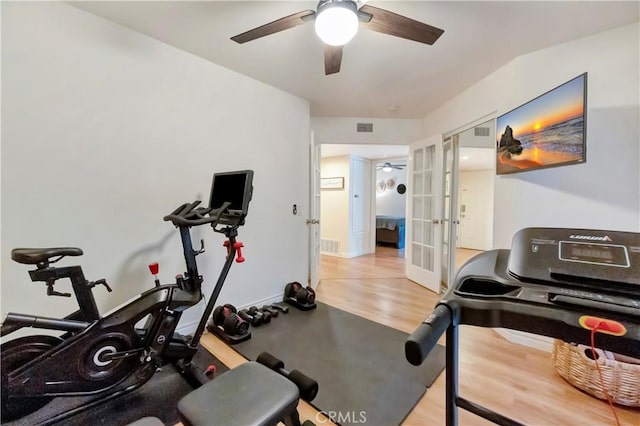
[324,44,343,75]
[359,5,444,45]
[231,10,316,44]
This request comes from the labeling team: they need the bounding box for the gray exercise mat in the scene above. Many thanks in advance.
[233,302,445,426]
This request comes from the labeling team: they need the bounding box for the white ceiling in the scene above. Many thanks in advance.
[70,1,639,118]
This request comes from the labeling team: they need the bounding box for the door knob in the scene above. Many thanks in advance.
[433,219,441,224]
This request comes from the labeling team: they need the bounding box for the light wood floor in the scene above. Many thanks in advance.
[203,246,639,425]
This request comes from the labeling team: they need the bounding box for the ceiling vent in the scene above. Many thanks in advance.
[474,127,490,137]
[356,122,373,133]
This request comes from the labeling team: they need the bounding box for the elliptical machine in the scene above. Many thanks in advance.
[0,170,254,423]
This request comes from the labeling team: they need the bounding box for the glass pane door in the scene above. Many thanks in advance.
[406,135,442,293]
[411,145,436,272]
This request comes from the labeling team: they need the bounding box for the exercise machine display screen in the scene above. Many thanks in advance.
[209,170,253,224]
[559,242,630,267]
[508,228,640,287]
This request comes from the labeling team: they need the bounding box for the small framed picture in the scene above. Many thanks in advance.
[321,177,344,190]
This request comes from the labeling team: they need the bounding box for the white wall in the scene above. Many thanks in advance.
[423,23,640,249]
[1,2,310,333]
[320,156,350,256]
[458,124,495,148]
[311,117,424,145]
[375,167,407,217]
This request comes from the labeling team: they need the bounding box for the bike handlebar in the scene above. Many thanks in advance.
[405,304,452,366]
[163,200,232,227]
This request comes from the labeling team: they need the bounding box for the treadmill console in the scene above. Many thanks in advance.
[508,227,640,288]
[407,230,640,425]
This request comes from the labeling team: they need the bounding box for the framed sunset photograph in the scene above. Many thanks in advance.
[496,73,587,175]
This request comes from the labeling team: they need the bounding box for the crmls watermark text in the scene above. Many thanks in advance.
[316,410,367,424]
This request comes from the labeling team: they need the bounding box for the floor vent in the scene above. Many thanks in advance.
[321,239,340,255]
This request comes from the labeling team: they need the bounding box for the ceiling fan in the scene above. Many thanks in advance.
[230,0,444,75]
[377,162,405,172]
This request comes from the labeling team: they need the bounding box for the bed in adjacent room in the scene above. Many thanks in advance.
[376,215,405,249]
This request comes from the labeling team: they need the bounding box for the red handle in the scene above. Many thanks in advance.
[148,262,159,275]
[223,240,245,262]
[205,364,217,377]
[234,242,245,263]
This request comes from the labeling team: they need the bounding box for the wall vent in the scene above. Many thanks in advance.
[474,127,490,137]
[320,239,340,255]
[356,122,373,133]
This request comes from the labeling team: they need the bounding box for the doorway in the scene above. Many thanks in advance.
[315,124,494,293]
[456,120,495,251]
[440,118,496,290]
[374,158,408,253]
[318,144,409,261]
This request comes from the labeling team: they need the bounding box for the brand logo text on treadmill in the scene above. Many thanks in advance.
[569,235,613,242]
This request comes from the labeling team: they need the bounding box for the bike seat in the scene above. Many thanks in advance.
[11,247,83,265]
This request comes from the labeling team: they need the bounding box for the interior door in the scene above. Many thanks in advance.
[307,132,321,289]
[406,135,443,293]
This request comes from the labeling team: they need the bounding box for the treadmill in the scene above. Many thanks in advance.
[406,227,640,426]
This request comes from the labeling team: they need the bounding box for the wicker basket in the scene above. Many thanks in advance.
[552,339,640,407]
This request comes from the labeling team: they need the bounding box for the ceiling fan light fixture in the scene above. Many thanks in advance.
[315,1,359,46]
[382,163,393,172]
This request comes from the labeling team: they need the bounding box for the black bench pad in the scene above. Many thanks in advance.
[177,361,299,426]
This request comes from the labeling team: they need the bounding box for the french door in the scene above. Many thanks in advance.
[406,135,443,293]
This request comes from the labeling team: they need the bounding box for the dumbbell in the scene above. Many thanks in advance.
[261,305,279,318]
[270,302,289,314]
[284,281,316,305]
[249,306,271,323]
[238,309,263,327]
[211,304,249,336]
[257,352,318,402]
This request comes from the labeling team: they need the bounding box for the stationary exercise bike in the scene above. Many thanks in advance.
[0,170,254,423]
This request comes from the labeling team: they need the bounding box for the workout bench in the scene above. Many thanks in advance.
[178,360,315,426]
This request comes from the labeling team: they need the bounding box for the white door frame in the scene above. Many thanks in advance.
[307,131,321,288]
[441,135,459,289]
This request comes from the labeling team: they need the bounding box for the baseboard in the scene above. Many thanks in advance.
[494,329,553,353]
[176,293,284,335]
[236,293,284,311]
[342,251,366,258]
[320,250,368,259]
